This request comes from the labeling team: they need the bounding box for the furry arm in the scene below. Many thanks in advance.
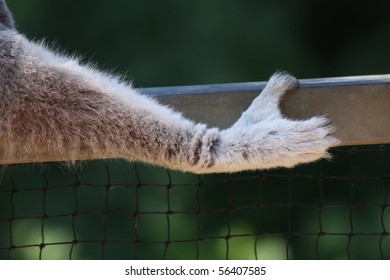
[0,2,338,173]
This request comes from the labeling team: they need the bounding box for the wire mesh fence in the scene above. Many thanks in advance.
[1,144,390,260]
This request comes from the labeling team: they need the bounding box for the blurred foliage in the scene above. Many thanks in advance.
[1,0,390,259]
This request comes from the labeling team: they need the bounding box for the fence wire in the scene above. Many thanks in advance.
[1,145,390,260]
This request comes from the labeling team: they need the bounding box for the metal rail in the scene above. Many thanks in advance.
[144,74,390,146]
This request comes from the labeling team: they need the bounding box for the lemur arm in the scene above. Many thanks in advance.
[0,1,338,173]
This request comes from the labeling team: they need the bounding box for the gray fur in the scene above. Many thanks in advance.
[0,0,14,30]
[0,2,339,173]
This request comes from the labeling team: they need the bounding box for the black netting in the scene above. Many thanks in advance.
[1,145,390,260]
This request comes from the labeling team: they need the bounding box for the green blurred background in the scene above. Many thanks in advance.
[1,0,390,260]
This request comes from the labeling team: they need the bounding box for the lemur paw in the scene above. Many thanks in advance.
[228,116,339,169]
[223,72,340,171]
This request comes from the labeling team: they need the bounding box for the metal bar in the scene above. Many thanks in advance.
[144,74,390,147]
